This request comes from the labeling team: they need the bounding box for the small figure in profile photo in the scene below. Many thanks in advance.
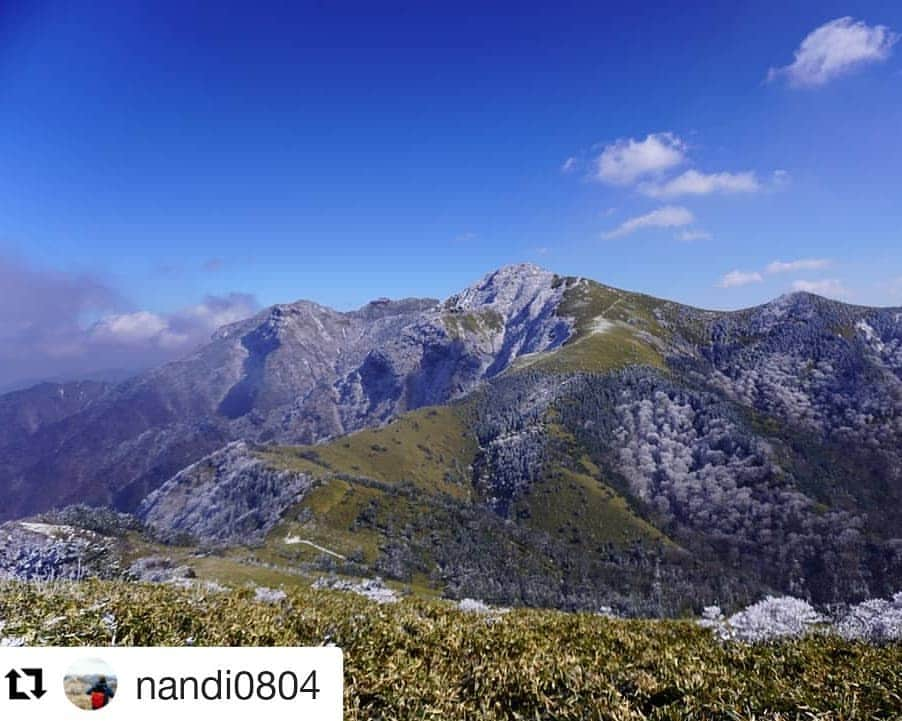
[64,658,118,711]
[86,674,115,709]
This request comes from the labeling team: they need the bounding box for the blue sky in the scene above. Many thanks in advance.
[1,1,901,386]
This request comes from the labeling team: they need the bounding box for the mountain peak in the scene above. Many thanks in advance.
[445,263,559,314]
[479,263,552,286]
[489,261,549,275]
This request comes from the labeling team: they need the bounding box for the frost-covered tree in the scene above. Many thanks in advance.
[835,592,902,643]
[702,596,825,642]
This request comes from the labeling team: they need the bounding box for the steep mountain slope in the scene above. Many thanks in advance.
[0,265,571,519]
[138,361,902,612]
[690,294,902,534]
[135,281,902,611]
[0,380,109,447]
[4,264,902,611]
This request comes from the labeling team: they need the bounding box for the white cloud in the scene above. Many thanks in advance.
[718,270,764,288]
[0,252,260,390]
[602,205,693,239]
[91,311,170,345]
[596,133,686,185]
[89,295,257,351]
[180,294,258,330]
[791,278,851,299]
[766,258,831,274]
[89,293,256,351]
[676,229,713,242]
[768,17,899,87]
[560,156,577,173]
[640,170,760,198]
[86,294,258,358]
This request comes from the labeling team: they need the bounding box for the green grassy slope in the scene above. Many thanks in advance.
[517,458,668,549]
[261,405,477,496]
[240,393,674,599]
[516,277,674,374]
[253,406,480,573]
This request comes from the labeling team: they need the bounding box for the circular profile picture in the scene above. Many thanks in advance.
[64,658,118,711]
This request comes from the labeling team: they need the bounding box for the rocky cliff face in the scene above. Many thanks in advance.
[0,264,573,520]
[137,441,314,545]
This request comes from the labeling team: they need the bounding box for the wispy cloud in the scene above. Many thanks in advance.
[717,270,764,288]
[772,169,791,189]
[596,133,686,185]
[91,311,179,347]
[602,205,693,239]
[717,257,843,294]
[791,278,851,299]
[676,229,712,242]
[640,170,760,198]
[766,258,831,274]
[768,17,898,87]
[560,156,577,174]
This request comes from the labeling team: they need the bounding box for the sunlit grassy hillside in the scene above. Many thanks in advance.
[1,581,899,720]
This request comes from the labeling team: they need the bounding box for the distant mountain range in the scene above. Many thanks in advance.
[0,368,138,396]
[2,264,901,612]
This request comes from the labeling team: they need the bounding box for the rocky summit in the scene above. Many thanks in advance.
[0,264,572,518]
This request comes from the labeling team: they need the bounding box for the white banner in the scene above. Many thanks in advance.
[0,647,343,720]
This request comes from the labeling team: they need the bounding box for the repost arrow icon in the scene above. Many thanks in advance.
[23,669,46,699]
[5,668,45,700]
[5,669,30,701]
